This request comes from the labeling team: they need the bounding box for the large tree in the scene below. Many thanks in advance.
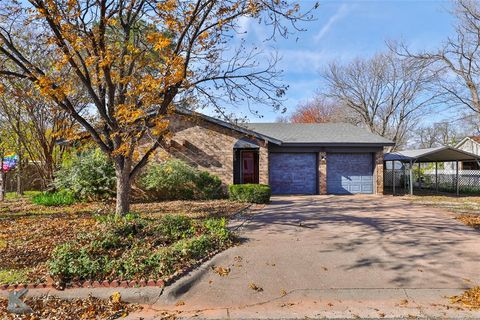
[414,122,462,149]
[395,0,480,116]
[0,0,315,214]
[322,51,440,150]
[0,79,83,188]
[279,95,354,124]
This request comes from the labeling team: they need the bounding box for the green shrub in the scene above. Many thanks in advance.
[173,235,214,260]
[157,215,195,241]
[48,214,233,282]
[49,244,105,281]
[139,159,224,200]
[203,218,230,244]
[32,191,76,206]
[54,149,116,200]
[195,171,223,199]
[228,184,271,204]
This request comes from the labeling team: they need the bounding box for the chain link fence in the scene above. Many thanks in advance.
[384,167,480,195]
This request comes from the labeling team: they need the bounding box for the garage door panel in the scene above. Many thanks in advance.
[327,153,373,194]
[269,153,317,195]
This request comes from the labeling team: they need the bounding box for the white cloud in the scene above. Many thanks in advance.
[314,3,355,43]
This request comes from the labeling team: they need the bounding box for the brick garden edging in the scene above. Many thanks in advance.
[0,249,221,291]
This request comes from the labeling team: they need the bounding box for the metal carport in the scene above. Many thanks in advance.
[384,146,480,195]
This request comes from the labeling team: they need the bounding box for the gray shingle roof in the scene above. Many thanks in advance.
[244,123,394,146]
[384,146,480,162]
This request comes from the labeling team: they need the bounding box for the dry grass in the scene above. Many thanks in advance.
[406,195,480,229]
[406,195,480,215]
[450,287,480,309]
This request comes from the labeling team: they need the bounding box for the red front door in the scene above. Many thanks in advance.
[241,151,258,184]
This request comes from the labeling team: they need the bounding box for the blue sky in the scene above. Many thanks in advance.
[216,0,456,123]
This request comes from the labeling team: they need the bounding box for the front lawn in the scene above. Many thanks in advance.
[0,195,248,286]
[406,195,480,229]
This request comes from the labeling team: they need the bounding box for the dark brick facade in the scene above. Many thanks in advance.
[150,114,385,195]
[156,114,269,186]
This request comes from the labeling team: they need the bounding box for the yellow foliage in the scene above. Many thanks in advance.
[146,32,172,51]
[157,0,177,12]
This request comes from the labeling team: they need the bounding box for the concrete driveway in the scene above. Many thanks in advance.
[150,195,480,319]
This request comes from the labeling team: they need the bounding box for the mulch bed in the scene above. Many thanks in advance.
[0,293,141,319]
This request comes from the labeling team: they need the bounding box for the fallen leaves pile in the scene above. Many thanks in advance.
[0,214,97,269]
[134,200,249,219]
[212,266,230,277]
[0,212,98,284]
[450,286,480,309]
[456,214,480,229]
[0,293,141,320]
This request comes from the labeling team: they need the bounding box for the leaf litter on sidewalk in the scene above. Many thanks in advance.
[0,292,141,319]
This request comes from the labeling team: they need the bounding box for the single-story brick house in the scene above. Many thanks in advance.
[161,109,394,195]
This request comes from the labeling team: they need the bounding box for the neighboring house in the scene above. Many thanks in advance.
[160,109,394,195]
[454,136,480,170]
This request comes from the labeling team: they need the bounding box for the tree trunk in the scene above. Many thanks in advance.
[16,121,23,196]
[115,165,131,215]
[0,171,5,202]
[16,157,23,196]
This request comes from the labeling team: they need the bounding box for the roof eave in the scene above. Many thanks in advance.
[174,108,283,145]
[280,142,395,147]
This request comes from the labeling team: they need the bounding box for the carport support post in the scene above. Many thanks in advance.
[417,162,421,189]
[409,161,413,195]
[456,160,459,196]
[392,162,396,196]
[435,162,438,193]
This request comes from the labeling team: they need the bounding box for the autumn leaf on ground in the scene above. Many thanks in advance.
[249,282,263,292]
[234,256,243,262]
[212,266,230,276]
[327,302,334,307]
[175,300,185,306]
[280,302,295,307]
[450,286,480,309]
[110,291,122,304]
[399,299,409,306]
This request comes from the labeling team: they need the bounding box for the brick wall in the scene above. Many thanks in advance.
[319,152,327,195]
[153,114,269,186]
[374,150,384,194]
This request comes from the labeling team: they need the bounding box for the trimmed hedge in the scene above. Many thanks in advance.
[228,184,271,204]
